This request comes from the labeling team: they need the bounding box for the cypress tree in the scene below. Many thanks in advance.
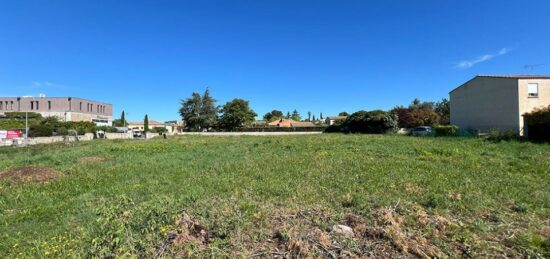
[120,110,126,126]
[144,114,149,133]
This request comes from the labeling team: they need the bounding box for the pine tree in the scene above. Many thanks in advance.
[286,112,291,119]
[144,114,149,133]
[307,111,311,122]
[291,109,301,121]
[320,112,324,120]
[179,87,218,131]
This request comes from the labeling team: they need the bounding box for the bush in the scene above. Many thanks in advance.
[487,130,519,142]
[152,127,167,133]
[342,110,398,134]
[523,106,550,142]
[56,127,69,136]
[234,126,326,132]
[0,119,25,130]
[324,124,342,133]
[434,125,459,137]
[29,124,53,137]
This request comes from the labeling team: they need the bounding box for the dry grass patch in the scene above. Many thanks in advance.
[0,166,62,183]
[79,156,106,164]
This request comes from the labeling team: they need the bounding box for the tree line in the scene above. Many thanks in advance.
[178,88,256,131]
[177,88,451,132]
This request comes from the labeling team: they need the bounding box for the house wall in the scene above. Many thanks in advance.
[450,77,520,133]
[518,79,550,133]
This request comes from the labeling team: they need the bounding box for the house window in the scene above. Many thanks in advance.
[36,101,39,110]
[48,101,52,110]
[80,102,82,111]
[528,83,539,97]
[0,101,3,110]
[10,101,13,110]
[30,101,34,110]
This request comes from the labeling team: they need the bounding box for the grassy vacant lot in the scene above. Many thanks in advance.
[0,135,549,257]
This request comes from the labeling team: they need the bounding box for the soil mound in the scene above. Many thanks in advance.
[0,166,62,182]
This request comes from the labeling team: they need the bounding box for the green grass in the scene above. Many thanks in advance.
[0,134,549,257]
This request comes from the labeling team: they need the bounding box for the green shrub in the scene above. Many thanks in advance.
[487,130,519,142]
[342,110,398,134]
[324,124,342,133]
[523,106,550,142]
[29,124,53,137]
[0,119,25,130]
[434,125,459,137]
[152,127,167,133]
[56,127,69,136]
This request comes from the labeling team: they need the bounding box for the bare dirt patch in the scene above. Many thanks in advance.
[0,166,62,182]
[79,156,106,164]
[156,212,211,258]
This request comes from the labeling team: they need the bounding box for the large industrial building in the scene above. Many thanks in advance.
[0,96,113,126]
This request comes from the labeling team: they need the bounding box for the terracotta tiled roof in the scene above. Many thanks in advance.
[268,119,315,127]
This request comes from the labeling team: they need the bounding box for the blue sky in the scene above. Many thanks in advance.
[1,0,549,121]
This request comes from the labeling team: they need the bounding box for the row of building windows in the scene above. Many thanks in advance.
[0,101,14,110]
[1,100,108,113]
[78,102,107,113]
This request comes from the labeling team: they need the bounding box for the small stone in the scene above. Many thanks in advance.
[332,224,354,238]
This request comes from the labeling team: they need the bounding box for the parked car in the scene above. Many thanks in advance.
[411,126,432,136]
[132,129,142,138]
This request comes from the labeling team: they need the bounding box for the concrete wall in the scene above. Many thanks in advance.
[450,77,520,133]
[0,134,94,147]
[518,79,550,133]
[177,132,323,136]
[104,132,133,139]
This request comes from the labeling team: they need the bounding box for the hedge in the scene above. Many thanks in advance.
[524,106,550,142]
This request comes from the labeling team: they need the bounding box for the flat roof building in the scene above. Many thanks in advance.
[0,96,113,126]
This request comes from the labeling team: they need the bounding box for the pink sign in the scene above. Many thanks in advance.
[6,130,21,139]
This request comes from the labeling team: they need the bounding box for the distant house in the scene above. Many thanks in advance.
[450,75,550,135]
[325,116,347,125]
[252,120,268,127]
[268,119,316,127]
[127,120,165,131]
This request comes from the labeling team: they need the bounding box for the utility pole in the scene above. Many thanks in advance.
[24,96,34,147]
[25,110,28,146]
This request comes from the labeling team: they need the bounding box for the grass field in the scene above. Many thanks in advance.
[0,134,549,257]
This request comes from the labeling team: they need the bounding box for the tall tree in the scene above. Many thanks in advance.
[338,111,349,116]
[120,111,126,125]
[179,88,217,131]
[312,114,316,121]
[320,112,324,120]
[307,111,312,122]
[219,99,257,130]
[286,111,291,119]
[200,88,217,128]
[144,114,149,132]
[291,109,301,121]
[112,110,127,127]
[435,98,450,125]
[263,110,283,122]
[409,98,434,110]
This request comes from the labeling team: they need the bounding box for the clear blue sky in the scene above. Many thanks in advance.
[1,0,549,121]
